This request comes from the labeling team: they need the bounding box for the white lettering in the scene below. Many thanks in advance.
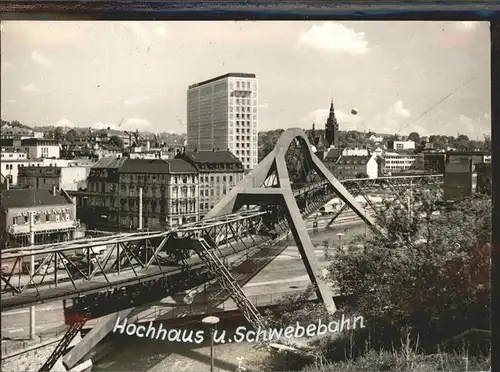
[112,316,127,334]
[353,315,365,329]
[167,329,182,342]
[306,324,317,337]
[328,320,339,333]
[125,324,136,336]
[317,320,328,336]
[294,322,305,338]
[255,327,268,342]
[145,322,156,339]
[213,329,226,344]
[156,323,167,341]
[267,327,284,341]
[234,326,247,343]
[194,330,205,344]
[109,315,365,344]
[283,326,294,338]
[136,326,146,338]
[340,314,350,332]
[181,330,194,343]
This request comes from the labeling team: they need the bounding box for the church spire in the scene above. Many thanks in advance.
[325,98,339,148]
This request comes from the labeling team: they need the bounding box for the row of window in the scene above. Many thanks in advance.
[231,80,256,91]
[200,174,242,183]
[235,113,253,119]
[12,213,71,225]
[200,188,226,197]
[119,174,197,184]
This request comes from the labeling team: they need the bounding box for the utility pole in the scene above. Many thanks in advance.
[138,187,143,230]
[29,211,36,340]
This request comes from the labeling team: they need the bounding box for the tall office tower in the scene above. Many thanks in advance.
[187,73,259,170]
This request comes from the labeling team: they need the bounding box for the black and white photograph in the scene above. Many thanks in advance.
[0,16,493,372]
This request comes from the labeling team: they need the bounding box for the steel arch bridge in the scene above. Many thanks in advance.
[0,129,443,371]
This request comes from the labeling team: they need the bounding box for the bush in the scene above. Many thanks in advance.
[328,189,491,352]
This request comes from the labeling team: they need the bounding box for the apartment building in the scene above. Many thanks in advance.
[387,140,416,151]
[331,155,378,180]
[187,73,259,170]
[18,165,90,191]
[0,125,44,139]
[75,157,199,230]
[0,187,78,249]
[175,148,245,218]
[117,158,199,228]
[380,151,418,174]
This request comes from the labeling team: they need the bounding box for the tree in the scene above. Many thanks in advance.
[65,129,77,143]
[258,129,283,161]
[407,132,420,143]
[483,135,491,152]
[328,189,491,350]
[355,172,369,179]
[108,135,124,148]
[54,126,64,140]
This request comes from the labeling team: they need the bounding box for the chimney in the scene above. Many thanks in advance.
[51,185,57,195]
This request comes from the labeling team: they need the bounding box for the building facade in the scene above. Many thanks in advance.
[117,158,199,229]
[75,157,128,230]
[0,187,78,249]
[21,138,61,159]
[443,160,477,201]
[387,140,416,151]
[18,165,90,191]
[186,73,259,170]
[380,152,417,174]
[74,157,199,231]
[422,151,446,174]
[175,149,245,218]
[0,125,43,139]
[330,155,378,180]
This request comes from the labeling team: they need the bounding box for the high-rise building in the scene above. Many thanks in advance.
[187,73,259,170]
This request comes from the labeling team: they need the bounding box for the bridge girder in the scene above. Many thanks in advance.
[0,127,444,372]
[205,129,384,315]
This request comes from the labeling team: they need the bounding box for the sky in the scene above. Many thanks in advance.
[0,20,491,138]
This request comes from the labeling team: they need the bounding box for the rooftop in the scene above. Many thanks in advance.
[92,156,129,169]
[181,150,242,164]
[188,73,256,89]
[0,189,72,210]
[337,155,372,165]
[324,148,342,160]
[118,158,197,174]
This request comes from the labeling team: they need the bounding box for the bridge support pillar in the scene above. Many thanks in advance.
[282,190,337,314]
[62,308,139,370]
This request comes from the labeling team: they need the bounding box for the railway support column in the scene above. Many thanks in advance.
[29,211,36,340]
[62,308,140,370]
